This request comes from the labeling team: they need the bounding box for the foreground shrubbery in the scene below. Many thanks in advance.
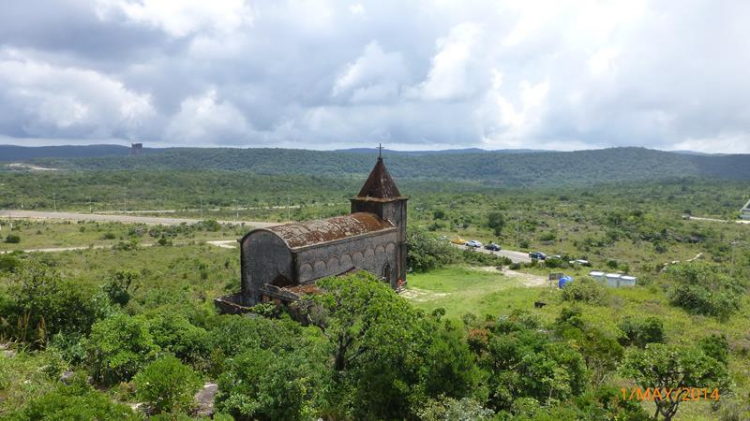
[0,265,112,347]
[0,263,744,420]
[134,356,202,415]
[6,374,140,421]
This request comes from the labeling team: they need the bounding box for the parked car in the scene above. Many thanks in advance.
[450,237,468,245]
[484,243,501,251]
[465,240,483,248]
[529,251,547,260]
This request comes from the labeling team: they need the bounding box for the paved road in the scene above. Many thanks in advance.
[452,243,532,263]
[0,210,281,228]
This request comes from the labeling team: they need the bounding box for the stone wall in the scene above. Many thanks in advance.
[296,229,400,286]
[241,230,294,295]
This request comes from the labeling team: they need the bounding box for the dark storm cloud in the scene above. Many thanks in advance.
[0,0,749,152]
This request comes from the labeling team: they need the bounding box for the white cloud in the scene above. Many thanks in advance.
[2,0,750,153]
[0,48,154,139]
[332,41,409,103]
[165,89,251,144]
[410,22,484,101]
[94,0,254,38]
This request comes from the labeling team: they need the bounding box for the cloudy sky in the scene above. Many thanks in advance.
[0,0,749,153]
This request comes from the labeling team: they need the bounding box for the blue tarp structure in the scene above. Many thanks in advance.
[558,276,573,288]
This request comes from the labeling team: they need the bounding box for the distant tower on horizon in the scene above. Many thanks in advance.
[131,143,143,156]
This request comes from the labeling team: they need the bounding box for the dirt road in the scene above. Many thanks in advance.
[1,240,239,255]
[0,210,281,228]
[688,216,750,225]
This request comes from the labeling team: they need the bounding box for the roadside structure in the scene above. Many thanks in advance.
[741,199,750,220]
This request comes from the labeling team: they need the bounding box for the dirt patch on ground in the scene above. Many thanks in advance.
[400,287,448,302]
[472,266,548,287]
[6,163,58,171]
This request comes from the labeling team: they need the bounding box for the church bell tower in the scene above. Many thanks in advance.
[350,146,408,283]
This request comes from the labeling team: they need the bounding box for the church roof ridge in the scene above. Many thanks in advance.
[264,212,395,249]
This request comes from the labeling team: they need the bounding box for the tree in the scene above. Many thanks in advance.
[479,316,587,411]
[406,226,458,272]
[487,211,505,236]
[311,272,452,419]
[621,343,731,421]
[85,314,160,385]
[134,356,203,415]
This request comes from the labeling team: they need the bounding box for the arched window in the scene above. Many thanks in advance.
[382,263,391,284]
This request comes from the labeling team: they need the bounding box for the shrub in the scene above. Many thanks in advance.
[86,314,160,385]
[216,348,321,421]
[146,311,209,365]
[618,316,665,348]
[5,234,21,243]
[543,256,564,268]
[418,396,494,421]
[666,263,746,320]
[102,270,140,307]
[6,373,138,421]
[1,264,106,347]
[0,254,21,273]
[134,356,202,415]
[561,277,608,305]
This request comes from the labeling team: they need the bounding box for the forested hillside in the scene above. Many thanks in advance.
[11,147,750,187]
[0,145,141,161]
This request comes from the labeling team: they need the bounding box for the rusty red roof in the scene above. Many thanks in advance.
[267,212,395,249]
[356,157,402,199]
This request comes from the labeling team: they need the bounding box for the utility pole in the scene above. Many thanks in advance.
[53,193,57,212]
[89,196,93,213]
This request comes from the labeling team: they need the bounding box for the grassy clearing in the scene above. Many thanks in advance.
[405,266,552,318]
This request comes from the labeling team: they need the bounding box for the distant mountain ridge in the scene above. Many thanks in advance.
[0,144,162,161]
[5,145,749,187]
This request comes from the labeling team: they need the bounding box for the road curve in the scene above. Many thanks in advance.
[0,210,281,228]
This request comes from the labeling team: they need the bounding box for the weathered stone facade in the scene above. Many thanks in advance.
[236,155,407,306]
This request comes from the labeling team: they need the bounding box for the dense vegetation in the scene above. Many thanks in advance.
[1,149,750,420]
[4,146,750,187]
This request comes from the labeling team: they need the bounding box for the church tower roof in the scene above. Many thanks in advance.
[356,154,402,200]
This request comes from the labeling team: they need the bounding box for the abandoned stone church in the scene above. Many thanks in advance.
[217,154,407,311]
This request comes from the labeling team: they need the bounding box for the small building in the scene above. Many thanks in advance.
[742,199,750,220]
[619,275,637,287]
[605,273,621,288]
[131,143,143,155]
[589,271,606,283]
